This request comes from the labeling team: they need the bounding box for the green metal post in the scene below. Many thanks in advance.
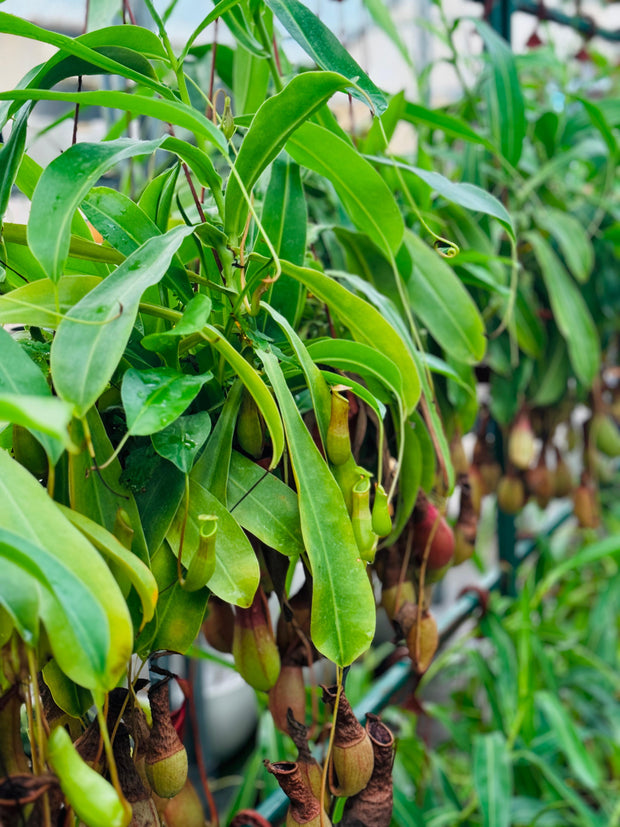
[488,0,513,42]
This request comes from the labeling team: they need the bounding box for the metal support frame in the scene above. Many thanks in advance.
[475,0,620,43]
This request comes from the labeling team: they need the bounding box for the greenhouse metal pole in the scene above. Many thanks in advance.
[486,0,513,41]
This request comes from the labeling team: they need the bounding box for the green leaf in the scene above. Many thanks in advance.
[227,450,304,558]
[525,231,600,386]
[333,227,404,314]
[405,232,486,364]
[0,13,172,105]
[199,325,285,469]
[472,19,525,165]
[151,412,212,475]
[140,540,209,656]
[473,732,512,827]
[3,221,123,267]
[0,555,40,645]
[536,208,594,284]
[369,156,515,239]
[0,88,228,153]
[0,326,70,462]
[224,71,352,241]
[305,338,404,408]
[82,186,193,303]
[0,449,132,692]
[529,333,569,408]
[122,368,213,437]
[518,750,605,826]
[233,42,270,117]
[56,504,158,630]
[192,379,243,504]
[68,407,150,566]
[253,255,420,414]
[0,106,28,225]
[28,138,162,282]
[533,535,620,609]
[0,276,101,328]
[287,123,404,257]
[0,528,110,682]
[264,0,386,114]
[51,225,194,417]
[180,0,255,60]
[249,156,307,329]
[262,303,332,449]
[134,457,186,555]
[259,350,376,666]
[142,294,213,360]
[413,355,455,493]
[0,395,75,455]
[384,416,422,545]
[535,691,602,791]
[167,479,260,607]
[511,286,545,359]
[402,100,496,153]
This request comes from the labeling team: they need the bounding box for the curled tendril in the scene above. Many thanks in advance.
[433,238,459,258]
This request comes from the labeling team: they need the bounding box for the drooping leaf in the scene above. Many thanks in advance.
[370,156,515,239]
[264,0,386,114]
[305,338,404,409]
[57,504,158,630]
[192,380,243,505]
[262,303,332,449]
[224,71,352,241]
[0,555,40,645]
[259,350,376,666]
[0,15,170,98]
[0,449,133,693]
[526,231,600,386]
[0,529,110,685]
[0,276,101,328]
[51,225,194,417]
[287,123,404,257]
[122,367,213,437]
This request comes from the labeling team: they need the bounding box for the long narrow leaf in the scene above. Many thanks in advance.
[259,350,376,666]
[287,123,404,257]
